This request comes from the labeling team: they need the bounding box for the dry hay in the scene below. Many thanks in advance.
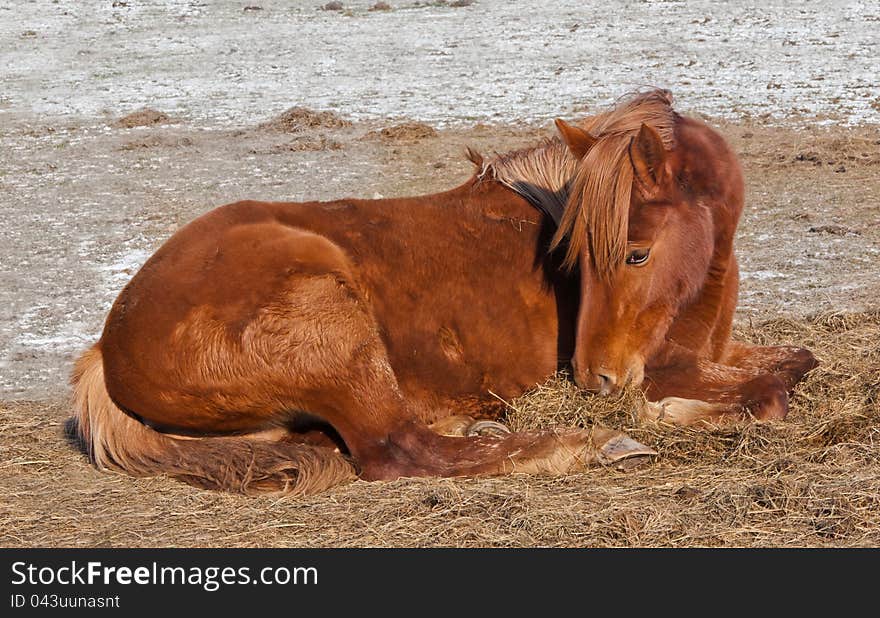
[1,312,878,547]
[258,106,352,133]
[113,108,172,128]
[364,121,438,141]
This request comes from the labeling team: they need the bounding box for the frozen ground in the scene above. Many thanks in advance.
[0,1,878,399]
[2,0,879,127]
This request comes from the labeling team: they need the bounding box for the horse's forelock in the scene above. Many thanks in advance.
[551,90,677,278]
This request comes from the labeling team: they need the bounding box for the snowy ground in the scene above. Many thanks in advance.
[2,0,878,127]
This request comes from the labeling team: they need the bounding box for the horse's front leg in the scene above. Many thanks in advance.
[638,345,802,425]
[721,341,818,391]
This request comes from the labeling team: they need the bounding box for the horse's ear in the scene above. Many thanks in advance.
[554,119,597,159]
[629,123,668,189]
[465,146,484,169]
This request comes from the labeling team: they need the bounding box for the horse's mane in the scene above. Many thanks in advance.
[478,89,677,276]
[476,137,576,226]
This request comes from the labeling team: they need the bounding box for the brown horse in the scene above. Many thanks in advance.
[71,90,816,495]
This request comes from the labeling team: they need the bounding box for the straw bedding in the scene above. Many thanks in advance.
[2,312,877,547]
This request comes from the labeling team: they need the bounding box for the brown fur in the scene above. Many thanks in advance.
[551,91,816,420]
[71,193,650,493]
[70,89,815,496]
[553,89,676,273]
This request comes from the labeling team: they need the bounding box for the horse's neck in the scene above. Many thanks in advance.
[446,175,557,226]
[482,138,578,225]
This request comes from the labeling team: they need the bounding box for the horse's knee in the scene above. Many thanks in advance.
[742,374,789,420]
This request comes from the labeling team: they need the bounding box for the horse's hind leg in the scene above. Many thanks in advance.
[429,415,511,437]
[263,268,653,480]
[427,397,512,437]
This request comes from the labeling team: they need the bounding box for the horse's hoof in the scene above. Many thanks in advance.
[641,397,734,426]
[466,420,511,438]
[429,415,475,437]
[596,433,658,466]
[613,454,655,471]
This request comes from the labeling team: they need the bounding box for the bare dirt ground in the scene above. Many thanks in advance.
[1,112,878,548]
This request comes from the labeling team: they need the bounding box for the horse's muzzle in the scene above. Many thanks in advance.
[573,360,645,395]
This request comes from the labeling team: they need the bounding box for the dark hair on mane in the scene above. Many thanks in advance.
[551,89,677,276]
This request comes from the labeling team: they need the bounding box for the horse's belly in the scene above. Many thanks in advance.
[380,283,564,405]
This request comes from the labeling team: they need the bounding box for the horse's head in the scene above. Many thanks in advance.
[553,91,714,395]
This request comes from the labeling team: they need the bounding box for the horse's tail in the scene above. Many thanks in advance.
[70,345,358,496]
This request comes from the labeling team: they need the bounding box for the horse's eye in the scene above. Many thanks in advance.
[626,247,651,266]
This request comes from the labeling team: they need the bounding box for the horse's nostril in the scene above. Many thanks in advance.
[597,372,618,394]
